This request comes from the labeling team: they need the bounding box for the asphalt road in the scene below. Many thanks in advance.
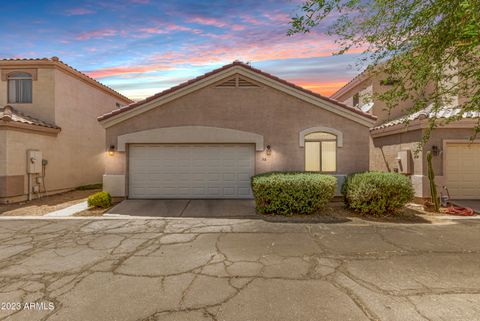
[0,217,479,321]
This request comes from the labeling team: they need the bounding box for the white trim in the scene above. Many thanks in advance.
[100,66,376,128]
[299,126,344,147]
[116,126,264,151]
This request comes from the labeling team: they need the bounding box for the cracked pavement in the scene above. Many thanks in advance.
[0,218,479,320]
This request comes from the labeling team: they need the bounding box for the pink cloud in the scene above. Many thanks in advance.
[85,64,170,78]
[65,8,96,16]
[139,23,202,35]
[187,17,227,28]
[76,29,119,40]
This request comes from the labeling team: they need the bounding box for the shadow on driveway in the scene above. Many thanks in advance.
[106,199,352,223]
[107,199,260,219]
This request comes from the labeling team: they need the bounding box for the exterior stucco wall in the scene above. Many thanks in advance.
[0,65,130,202]
[105,83,371,181]
[51,69,127,190]
[0,68,56,123]
[335,72,435,125]
[370,126,477,198]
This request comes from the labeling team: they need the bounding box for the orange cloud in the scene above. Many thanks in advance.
[294,81,348,96]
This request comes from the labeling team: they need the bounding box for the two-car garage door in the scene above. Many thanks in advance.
[128,144,255,199]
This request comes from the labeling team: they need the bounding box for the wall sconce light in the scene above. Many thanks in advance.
[431,145,440,156]
[266,145,272,156]
[108,145,116,156]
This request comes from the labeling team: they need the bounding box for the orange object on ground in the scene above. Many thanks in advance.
[446,206,475,216]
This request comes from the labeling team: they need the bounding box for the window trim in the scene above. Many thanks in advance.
[7,72,33,104]
[299,126,343,147]
[304,135,338,173]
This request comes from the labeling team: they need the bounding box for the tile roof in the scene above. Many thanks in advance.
[0,57,132,103]
[371,104,480,131]
[0,105,60,130]
[98,61,377,122]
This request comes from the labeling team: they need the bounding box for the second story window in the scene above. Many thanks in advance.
[8,72,32,103]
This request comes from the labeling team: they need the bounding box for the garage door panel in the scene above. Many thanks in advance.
[446,143,480,199]
[129,144,254,199]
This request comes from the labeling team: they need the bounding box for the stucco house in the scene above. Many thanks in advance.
[331,70,480,200]
[0,57,132,203]
[98,61,376,199]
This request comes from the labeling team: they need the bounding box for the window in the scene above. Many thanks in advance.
[304,132,337,172]
[352,93,359,107]
[8,72,32,103]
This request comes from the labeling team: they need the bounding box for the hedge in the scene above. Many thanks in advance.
[87,191,112,209]
[251,172,336,215]
[343,172,414,215]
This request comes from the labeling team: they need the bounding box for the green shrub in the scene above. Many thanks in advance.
[87,191,112,208]
[76,183,102,191]
[251,172,336,215]
[343,172,414,215]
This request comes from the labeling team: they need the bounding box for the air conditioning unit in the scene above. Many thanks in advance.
[396,150,412,174]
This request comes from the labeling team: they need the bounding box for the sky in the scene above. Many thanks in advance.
[0,0,363,101]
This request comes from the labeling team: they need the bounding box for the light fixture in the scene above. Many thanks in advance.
[108,145,115,156]
[431,145,440,156]
[266,145,272,156]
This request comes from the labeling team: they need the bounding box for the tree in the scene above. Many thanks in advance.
[288,0,480,140]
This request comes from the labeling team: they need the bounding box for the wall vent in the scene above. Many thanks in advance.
[216,76,259,88]
[216,78,237,88]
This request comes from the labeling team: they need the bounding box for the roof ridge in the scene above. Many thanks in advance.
[98,61,377,122]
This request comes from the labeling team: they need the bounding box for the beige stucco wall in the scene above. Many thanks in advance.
[0,68,56,123]
[335,72,435,125]
[0,65,130,202]
[104,81,371,186]
[370,126,477,198]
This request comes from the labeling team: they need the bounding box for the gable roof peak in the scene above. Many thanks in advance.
[98,62,376,124]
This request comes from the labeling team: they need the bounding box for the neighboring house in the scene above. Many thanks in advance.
[331,70,480,200]
[0,57,132,203]
[98,61,376,199]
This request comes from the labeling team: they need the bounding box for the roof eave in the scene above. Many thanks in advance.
[99,63,376,128]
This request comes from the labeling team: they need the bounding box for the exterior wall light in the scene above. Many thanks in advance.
[108,145,116,156]
[431,145,440,156]
[266,145,272,156]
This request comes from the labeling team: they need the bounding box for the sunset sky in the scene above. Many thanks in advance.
[0,0,363,100]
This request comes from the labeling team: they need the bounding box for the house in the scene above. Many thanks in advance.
[98,61,376,199]
[331,70,480,200]
[0,57,132,203]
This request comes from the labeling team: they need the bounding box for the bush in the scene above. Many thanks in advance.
[251,172,336,215]
[87,191,112,208]
[343,172,414,215]
[76,183,102,191]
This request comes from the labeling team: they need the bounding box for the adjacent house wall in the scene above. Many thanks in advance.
[0,62,130,203]
[370,126,477,199]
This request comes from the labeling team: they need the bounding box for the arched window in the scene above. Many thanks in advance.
[304,132,337,172]
[8,72,32,103]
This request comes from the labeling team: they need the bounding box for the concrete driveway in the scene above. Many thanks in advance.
[107,199,259,218]
[0,217,480,321]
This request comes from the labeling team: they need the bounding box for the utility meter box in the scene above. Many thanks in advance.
[27,150,43,174]
[396,150,412,175]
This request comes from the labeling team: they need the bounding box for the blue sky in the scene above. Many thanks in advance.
[0,0,362,100]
